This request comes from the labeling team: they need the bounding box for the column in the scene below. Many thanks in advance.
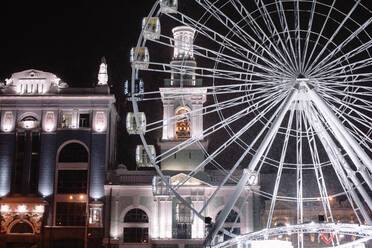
[90,133,107,200]
[0,133,15,197]
[245,191,254,233]
[38,133,57,197]
[192,199,204,239]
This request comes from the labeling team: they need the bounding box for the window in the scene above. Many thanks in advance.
[57,170,87,194]
[124,209,149,223]
[79,113,90,128]
[56,202,86,226]
[176,203,193,223]
[124,209,149,243]
[89,207,102,225]
[61,112,73,128]
[175,203,193,239]
[124,228,148,243]
[58,143,88,163]
[175,108,191,139]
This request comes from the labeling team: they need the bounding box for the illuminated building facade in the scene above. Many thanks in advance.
[0,59,117,248]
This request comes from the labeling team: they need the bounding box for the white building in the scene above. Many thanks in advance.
[103,26,260,248]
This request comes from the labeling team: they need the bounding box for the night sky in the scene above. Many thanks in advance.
[0,1,154,87]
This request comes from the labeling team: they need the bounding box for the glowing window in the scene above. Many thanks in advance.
[175,108,191,139]
[61,112,73,128]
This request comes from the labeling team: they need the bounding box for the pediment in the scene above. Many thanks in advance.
[171,173,212,186]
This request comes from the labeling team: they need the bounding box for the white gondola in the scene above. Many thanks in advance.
[130,47,149,70]
[136,145,156,167]
[126,112,146,135]
[124,79,144,100]
[142,17,161,40]
[159,0,178,14]
[152,175,172,196]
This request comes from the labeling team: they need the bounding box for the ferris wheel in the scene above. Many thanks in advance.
[127,0,372,247]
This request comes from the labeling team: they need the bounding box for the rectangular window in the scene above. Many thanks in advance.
[123,228,148,243]
[79,113,90,128]
[61,113,73,128]
[57,170,87,194]
[55,202,86,226]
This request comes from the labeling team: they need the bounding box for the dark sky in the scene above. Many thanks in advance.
[0,1,154,87]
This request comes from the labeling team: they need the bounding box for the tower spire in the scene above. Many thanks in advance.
[97,57,108,86]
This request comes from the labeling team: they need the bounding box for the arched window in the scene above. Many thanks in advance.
[58,142,88,163]
[123,208,149,243]
[124,208,149,223]
[10,222,33,234]
[175,108,191,139]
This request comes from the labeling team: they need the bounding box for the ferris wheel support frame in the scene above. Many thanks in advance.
[205,87,299,246]
[304,103,372,225]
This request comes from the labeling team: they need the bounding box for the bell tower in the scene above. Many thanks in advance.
[159,26,207,171]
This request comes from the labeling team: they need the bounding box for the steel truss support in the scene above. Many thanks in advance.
[204,88,298,246]
[308,86,372,192]
[303,102,372,225]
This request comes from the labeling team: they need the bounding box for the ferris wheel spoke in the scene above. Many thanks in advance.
[139,83,283,102]
[308,16,372,76]
[301,0,316,72]
[309,33,372,77]
[165,11,293,76]
[253,0,298,72]
[155,89,286,166]
[303,0,337,72]
[195,0,297,73]
[229,0,298,72]
[295,0,302,71]
[313,56,372,79]
[317,86,372,109]
[150,33,283,77]
[146,88,282,134]
[266,104,296,229]
[143,61,284,82]
[319,91,372,128]
[172,91,288,189]
[305,0,361,74]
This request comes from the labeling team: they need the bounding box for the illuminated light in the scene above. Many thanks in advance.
[0,205,10,213]
[17,205,27,213]
[79,194,84,200]
[1,112,14,132]
[43,111,56,132]
[69,195,73,200]
[34,205,44,213]
[329,197,333,201]
[317,197,321,201]
[94,111,107,132]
